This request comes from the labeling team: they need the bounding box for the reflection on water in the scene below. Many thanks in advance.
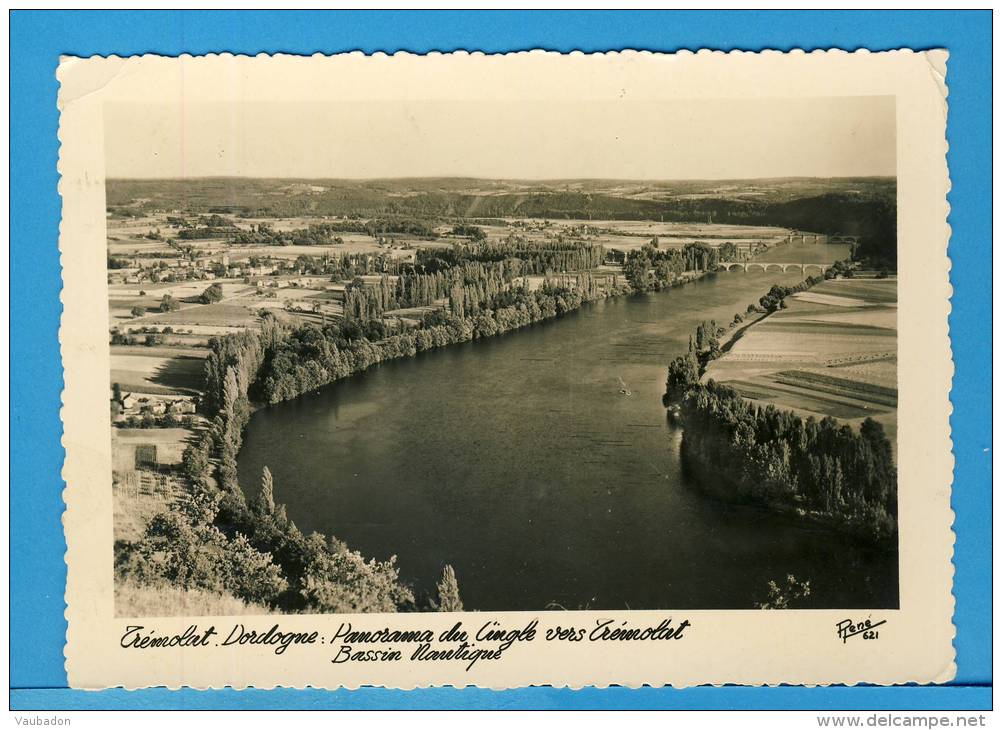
[238,268,897,610]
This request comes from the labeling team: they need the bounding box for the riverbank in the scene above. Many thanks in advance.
[116,245,728,615]
[246,267,716,409]
[703,276,898,457]
[680,432,896,548]
[190,261,722,613]
[667,269,899,549]
[237,266,898,610]
[239,268,712,415]
[121,246,891,613]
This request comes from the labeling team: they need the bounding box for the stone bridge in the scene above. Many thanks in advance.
[717,262,830,274]
[785,231,860,246]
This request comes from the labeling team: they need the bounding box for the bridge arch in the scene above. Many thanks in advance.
[717,261,830,275]
[829,234,860,245]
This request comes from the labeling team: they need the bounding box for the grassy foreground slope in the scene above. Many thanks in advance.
[116,579,273,617]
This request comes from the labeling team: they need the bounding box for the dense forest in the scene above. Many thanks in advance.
[340,241,607,321]
[679,381,897,544]
[415,239,604,274]
[225,222,346,246]
[662,272,898,546]
[623,242,720,292]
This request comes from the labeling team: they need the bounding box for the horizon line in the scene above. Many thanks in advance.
[105,174,897,183]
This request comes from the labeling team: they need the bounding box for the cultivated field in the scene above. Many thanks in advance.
[110,347,207,395]
[109,280,256,324]
[143,302,261,328]
[107,237,175,256]
[112,426,198,542]
[704,277,898,456]
[751,241,853,264]
[112,427,194,473]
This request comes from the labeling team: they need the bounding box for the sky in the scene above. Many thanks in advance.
[104,96,896,180]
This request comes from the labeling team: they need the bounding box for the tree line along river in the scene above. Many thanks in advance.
[237,267,898,611]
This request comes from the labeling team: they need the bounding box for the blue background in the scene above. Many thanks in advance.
[9,10,992,711]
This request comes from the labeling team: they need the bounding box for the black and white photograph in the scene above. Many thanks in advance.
[104,94,900,617]
[55,49,955,691]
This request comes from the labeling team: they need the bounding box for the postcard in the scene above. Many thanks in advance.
[57,49,953,689]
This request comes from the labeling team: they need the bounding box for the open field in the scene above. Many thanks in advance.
[817,279,899,303]
[722,367,896,418]
[771,369,897,405]
[228,239,381,258]
[110,348,207,395]
[137,302,261,328]
[385,303,447,320]
[704,278,897,450]
[828,358,897,388]
[112,345,208,358]
[751,241,852,264]
[107,219,161,230]
[109,294,165,316]
[111,427,196,472]
[107,237,173,255]
[720,378,886,419]
[110,280,258,325]
[113,280,255,300]
[792,291,869,307]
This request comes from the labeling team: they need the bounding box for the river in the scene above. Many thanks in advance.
[237,264,898,611]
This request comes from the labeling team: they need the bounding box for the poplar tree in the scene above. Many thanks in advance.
[436,565,463,612]
[253,466,276,519]
[222,367,240,417]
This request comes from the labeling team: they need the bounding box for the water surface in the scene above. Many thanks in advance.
[239,264,897,610]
